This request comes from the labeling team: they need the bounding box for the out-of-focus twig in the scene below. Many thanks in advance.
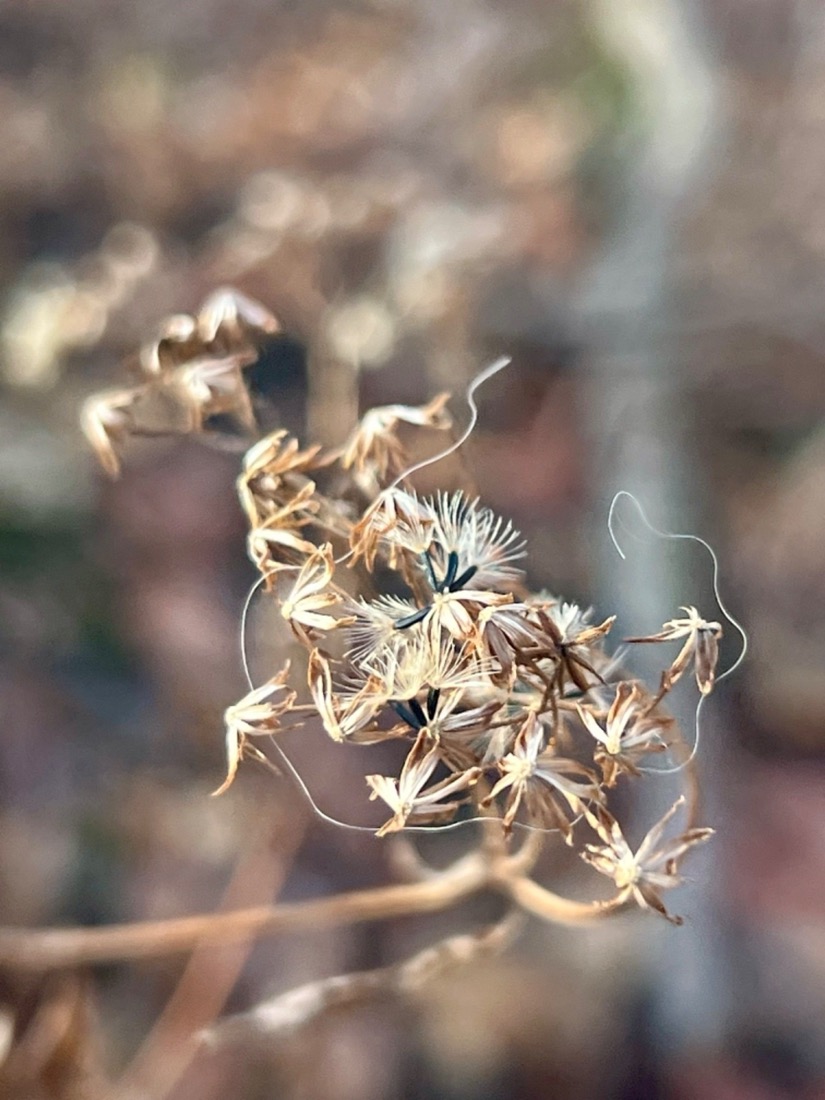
[200,915,521,1048]
[113,810,306,1100]
[500,875,628,924]
[0,837,627,973]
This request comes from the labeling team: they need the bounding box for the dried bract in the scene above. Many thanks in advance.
[366,733,481,836]
[214,663,296,796]
[341,393,452,486]
[577,682,670,786]
[627,606,722,694]
[80,387,145,478]
[196,286,281,347]
[582,798,714,924]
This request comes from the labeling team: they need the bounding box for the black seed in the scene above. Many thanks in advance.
[394,606,432,630]
[427,687,441,718]
[442,550,459,591]
[423,552,439,592]
[450,564,478,591]
[391,701,423,729]
[409,697,428,727]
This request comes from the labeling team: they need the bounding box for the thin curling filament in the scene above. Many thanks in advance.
[607,490,748,775]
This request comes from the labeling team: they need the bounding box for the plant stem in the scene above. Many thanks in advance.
[0,844,623,972]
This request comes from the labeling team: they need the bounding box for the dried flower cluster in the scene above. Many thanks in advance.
[83,289,722,926]
[81,287,280,476]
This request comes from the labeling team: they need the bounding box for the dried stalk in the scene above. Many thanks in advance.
[201,915,521,1047]
[0,840,622,974]
[113,813,305,1100]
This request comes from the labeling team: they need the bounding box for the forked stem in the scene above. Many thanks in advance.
[500,875,630,924]
[0,841,621,972]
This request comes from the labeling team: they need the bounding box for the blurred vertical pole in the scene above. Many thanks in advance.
[575,0,732,1062]
[307,348,360,447]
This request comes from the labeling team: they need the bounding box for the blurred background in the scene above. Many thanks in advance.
[0,0,824,1096]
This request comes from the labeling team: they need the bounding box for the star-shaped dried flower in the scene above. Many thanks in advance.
[213,663,296,795]
[80,386,145,477]
[536,601,616,693]
[196,287,281,348]
[366,733,481,836]
[279,544,352,643]
[577,682,670,786]
[626,606,722,694]
[239,430,324,529]
[483,712,600,839]
[350,488,436,571]
[417,690,508,771]
[582,797,714,924]
[247,481,320,583]
[140,313,202,375]
[308,650,389,742]
[173,352,257,432]
[340,393,452,484]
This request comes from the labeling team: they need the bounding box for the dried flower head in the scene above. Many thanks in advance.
[627,606,722,694]
[81,287,280,476]
[537,601,616,694]
[196,286,281,348]
[582,798,714,924]
[366,733,482,836]
[140,313,200,375]
[83,298,725,930]
[341,393,452,488]
[278,543,353,644]
[577,682,671,786]
[308,649,390,743]
[214,663,296,796]
[80,387,144,478]
[246,481,320,582]
[174,352,257,431]
[428,492,526,592]
[484,713,601,840]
